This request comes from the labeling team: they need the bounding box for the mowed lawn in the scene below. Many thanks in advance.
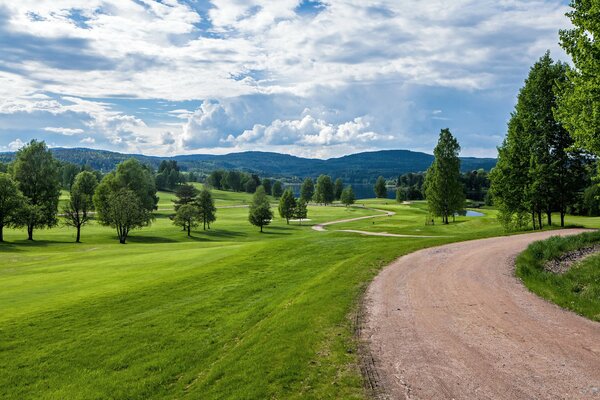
[2,189,598,399]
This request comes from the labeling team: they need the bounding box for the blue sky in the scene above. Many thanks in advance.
[0,0,571,158]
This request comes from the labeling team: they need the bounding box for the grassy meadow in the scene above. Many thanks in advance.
[1,188,599,399]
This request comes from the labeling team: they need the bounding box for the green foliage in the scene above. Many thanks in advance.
[244,175,259,193]
[196,188,217,230]
[516,231,600,321]
[63,171,98,242]
[93,159,156,242]
[314,175,334,205]
[396,172,425,200]
[156,160,183,191]
[395,187,405,203]
[278,189,297,224]
[173,204,200,236]
[60,162,80,190]
[374,176,387,198]
[293,198,308,223]
[248,186,273,232]
[340,186,355,207]
[424,129,465,224]
[207,170,225,190]
[334,178,344,201]
[12,140,61,240]
[261,178,272,195]
[272,180,283,198]
[582,184,600,216]
[557,1,600,157]
[300,177,315,202]
[491,52,588,230]
[173,184,198,211]
[0,173,24,242]
[224,170,243,192]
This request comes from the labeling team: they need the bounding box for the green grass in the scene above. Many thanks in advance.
[1,190,599,399]
[515,231,600,322]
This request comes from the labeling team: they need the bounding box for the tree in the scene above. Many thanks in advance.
[340,186,356,207]
[63,171,98,243]
[173,204,200,236]
[196,187,216,230]
[294,199,308,224]
[225,170,243,192]
[278,188,297,224]
[207,170,225,190]
[300,177,315,202]
[261,178,272,195]
[103,188,151,244]
[334,178,344,201]
[396,188,405,203]
[93,159,156,242]
[12,140,61,240]
[314,175,334,205]
[156,160,183,191]
[272,180,283,198]
[374,176,387,198]
[173,184,198,211]
[244,177,258,193]
[557,1,600,157]
[424,129,465,224]
[249,186,273,232]
[0,173,24,242]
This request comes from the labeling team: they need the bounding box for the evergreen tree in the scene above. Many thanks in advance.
[314,175,334,205]
[196,187,216,230]
[300,177,315,202]
[0,173,25,242]
[248,186,273,232]
[272,181,283,198]
[63,171,98,242]
[173,184,198,211]
[278,188,297,224]
[294,199,308,225]
[340,186,356,207]
[374,176,387,198]
[12,140,61,240]
[424,129,465,224]
[334,178,344,201]
[173,204,200,236]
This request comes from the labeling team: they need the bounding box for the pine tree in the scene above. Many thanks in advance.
[374,176,387,198]
[196,187,216,230]
[173,184,198,211]
[300,177,315,202]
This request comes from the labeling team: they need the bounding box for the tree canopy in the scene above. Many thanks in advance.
[278,188,297,224]
[0,173,24,242]
[374,176,387,198]
[300,177,315,202]
[249,186,273,232]
[314,175,334,205]
[63,171,98,242]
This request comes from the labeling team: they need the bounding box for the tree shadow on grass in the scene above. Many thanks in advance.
[183,229,248,242]
[0,242,25,252]
[259,226,294,236]
[125,235,179,244]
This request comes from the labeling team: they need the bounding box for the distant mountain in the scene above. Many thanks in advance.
[0,147,496,183]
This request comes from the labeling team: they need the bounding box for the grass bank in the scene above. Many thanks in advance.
[516,231,600,322]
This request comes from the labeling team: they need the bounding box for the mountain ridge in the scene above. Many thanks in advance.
[0,147,497,183]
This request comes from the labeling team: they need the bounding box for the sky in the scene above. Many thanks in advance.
[0,0,572,159]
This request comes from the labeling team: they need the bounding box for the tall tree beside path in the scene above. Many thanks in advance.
[63,171,98,243]
[374,176,387,198]
[341,186,356,207]
[12,140,61,240]
[300,177,315,202]
[314,175,335,205]
[278,188,297,224]
[424,129,465,224]
[0,173,24,242]
[173,204,200,236]
[173,184,198,211]
[249,186,273,232]
[557,1,600,158]
[334,178,344,201]
[196,187,216,230]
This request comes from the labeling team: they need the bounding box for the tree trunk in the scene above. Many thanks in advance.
[187,224,191,237]
[286,218,289,225]
[76,225,81,243]
[532,211,537,230]
[560,212,565,228]
[547,211,552,227]
[27,224,33,240]
[203,220,206,230]
[538,212,543,230]
[260,225,263,232]
[0,224,3,242]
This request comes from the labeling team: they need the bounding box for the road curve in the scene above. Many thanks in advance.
[361,229,600,399]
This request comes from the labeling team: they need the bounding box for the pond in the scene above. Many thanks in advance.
[464,210,485,217]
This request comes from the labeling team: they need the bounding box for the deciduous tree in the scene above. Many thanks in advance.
[294,199,308,224]
[374,176,387,198]
[334,178,344,201]
[0,173,24,242]
[278,188,297,224]
[249,186,273,232]
[272,180,283,198]
[300,177,314,202]
[173,204,200,236]
[341,186,355,207]
[196,187,217,230]
[63,171,98,242]
[314,175,334,205]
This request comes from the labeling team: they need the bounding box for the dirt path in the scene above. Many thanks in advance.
[312,208,395,232]
[361,229,600,399]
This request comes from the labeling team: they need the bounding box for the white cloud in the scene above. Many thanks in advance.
[44,127,84,135]
[80,136,95,144]
[7,138,25,151]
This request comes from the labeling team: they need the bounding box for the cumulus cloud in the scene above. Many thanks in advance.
[44,127,84,135]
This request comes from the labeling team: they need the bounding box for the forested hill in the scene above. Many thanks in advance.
[0,147,496,182]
